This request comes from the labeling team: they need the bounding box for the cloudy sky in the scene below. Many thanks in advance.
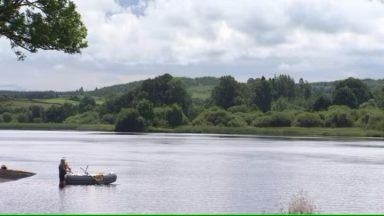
[1,0,384,91]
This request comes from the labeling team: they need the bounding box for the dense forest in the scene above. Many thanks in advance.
[0,74,384,134]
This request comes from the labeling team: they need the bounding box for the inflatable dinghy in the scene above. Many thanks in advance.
[65,173,117,185]
[0,168,35,182]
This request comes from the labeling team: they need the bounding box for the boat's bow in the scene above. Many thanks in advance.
[0,169,36,182]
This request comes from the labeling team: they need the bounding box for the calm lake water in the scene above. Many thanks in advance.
[1,130,384,213]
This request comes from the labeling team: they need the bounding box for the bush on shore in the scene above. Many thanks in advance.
[357,108,384,131]
[293,112,324,127]
[2,112,12,123]
[192,107,247,127]
[252,112,293,127]
[166,104,186,127]
[101,113,115,124]
[324,106,354,127]
[64,111,100,124]
[115,108,145,132]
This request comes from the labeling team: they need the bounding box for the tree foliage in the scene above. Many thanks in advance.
[2,112,12,122]
[252,112,293,127]
[140,74,191,110]
[79,95,96,113]
[211,76,243,109]
[136,99,154,122]
[0,0,87,60]
[64,111,99,124]
[115,108,145,132]
[166,104,184,127]
[333,77,371,107]
[333,86,358,108]
[251,76,272,112]
[193,107,247,127]
[270,74,296,99]
[293,112,323,127]
[45,103,76,123]
[312,95,331,111]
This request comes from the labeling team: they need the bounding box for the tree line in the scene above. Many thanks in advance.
[0,73,384,133]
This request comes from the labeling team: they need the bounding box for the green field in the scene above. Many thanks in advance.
[1,97,105,109]
[1,99,58,109]
[36,97,104,105]
[187,85,215,100]
[34,98,78,105]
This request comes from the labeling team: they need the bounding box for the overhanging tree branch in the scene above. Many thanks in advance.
[0,0,87,60]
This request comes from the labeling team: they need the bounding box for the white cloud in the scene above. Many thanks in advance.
[1,0,384,90]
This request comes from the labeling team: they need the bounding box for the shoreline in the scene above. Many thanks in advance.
[149,126,384,139]
[0,123,383,138]
[0,123,115,132]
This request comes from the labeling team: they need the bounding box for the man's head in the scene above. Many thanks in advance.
[60,158,66,165]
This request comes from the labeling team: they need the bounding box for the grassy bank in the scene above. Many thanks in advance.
[150,125,384,138]
[0,123,382,138]
[0,123,114,131]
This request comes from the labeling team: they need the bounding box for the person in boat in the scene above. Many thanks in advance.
[58,158,71,187]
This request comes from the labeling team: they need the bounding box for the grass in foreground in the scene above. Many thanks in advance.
[287,191,317,214]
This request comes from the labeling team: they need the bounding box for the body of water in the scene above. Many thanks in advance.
[1,130,384,213]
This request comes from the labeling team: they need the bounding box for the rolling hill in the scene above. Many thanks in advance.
[0,76,382,105]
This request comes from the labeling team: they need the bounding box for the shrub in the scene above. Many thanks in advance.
[45,103,77,123]
[32,118,43,123]
[293,112,324,127]
[69,95,80,101]
[153,107,168,127]
[325,108,354,128]
[252,112,293,127]
[235,112,263,125]
[357,108,384,131]
[2,112,12,123]
[288,191,317,214]
[271,97,290,112]
[79,96,96,113]
[29,105,44,119]
[359,99,377,109]
[136,99,154,121]
[271,97,305,112]
[115,108,145,132]
[64,111,100,124]
[193,107,247,127]
[166,104,185,127]
[227,105,249,113]
[17,113,30,123]
[101,114,115,124]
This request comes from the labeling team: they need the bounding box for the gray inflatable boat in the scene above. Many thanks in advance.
[0,168,35,183]
[65,173,117,185]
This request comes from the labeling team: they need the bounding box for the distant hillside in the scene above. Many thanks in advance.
[88,76,220,100]
[310,79,384,95]
[87,76,382,100]
[89,80,143,97]
[0,76,382,101]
